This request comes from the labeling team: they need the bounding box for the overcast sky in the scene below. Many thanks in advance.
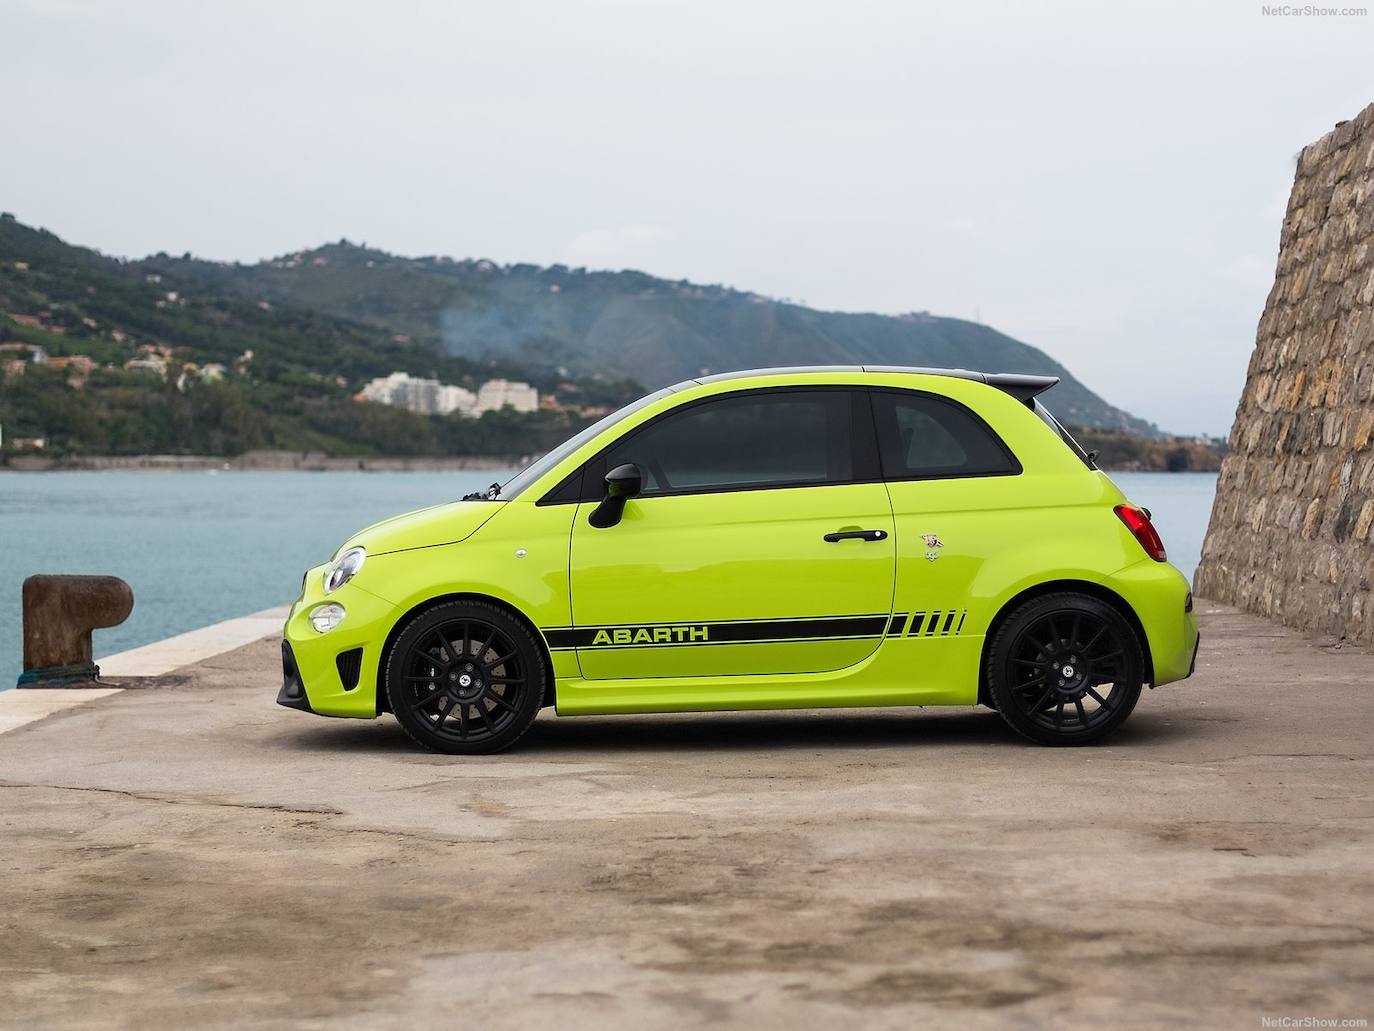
[4,0,1371,434]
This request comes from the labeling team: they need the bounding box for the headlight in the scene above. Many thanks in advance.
[323,546,366,593]
[309,602,346,634]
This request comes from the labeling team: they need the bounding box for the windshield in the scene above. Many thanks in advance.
[1032,399,1097,469]
[495,386,678,500]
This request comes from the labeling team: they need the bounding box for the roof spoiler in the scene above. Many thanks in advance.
[860,366,1060,405]
[694,366,1061,406]
[982,372,1059,404]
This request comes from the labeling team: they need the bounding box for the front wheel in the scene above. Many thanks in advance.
[385,600,546,754]
[986,593,1143,746]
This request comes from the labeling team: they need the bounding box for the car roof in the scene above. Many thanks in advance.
[675,366,1060,404]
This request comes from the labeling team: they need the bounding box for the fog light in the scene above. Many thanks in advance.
[309,602,346,634]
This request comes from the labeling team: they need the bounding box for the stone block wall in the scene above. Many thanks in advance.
[1196,102,1374,640]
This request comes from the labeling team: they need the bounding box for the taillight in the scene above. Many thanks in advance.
[1114,504,1167,562]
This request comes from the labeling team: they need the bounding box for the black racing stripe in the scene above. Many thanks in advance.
[543,614,890,650]
[681,615,890,644]
[548,608,977,649]
[541,613,889,632]
[563,633,886,652]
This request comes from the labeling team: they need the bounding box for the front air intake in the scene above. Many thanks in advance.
[335,648,363,691]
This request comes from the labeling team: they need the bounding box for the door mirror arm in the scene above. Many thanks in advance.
[588,463,643,528]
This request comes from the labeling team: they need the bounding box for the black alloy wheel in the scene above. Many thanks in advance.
[385,600,546,754]
[986,592,1143,746]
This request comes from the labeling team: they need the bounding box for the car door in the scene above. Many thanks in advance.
[567,387,896,680]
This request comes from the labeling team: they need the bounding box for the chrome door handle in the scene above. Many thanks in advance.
[823,529,888,543]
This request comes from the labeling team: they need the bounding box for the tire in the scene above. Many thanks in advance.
[384,600,546,755]
[986,592,1143,746]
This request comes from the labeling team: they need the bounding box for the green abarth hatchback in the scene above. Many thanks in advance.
[278,366,1199,753]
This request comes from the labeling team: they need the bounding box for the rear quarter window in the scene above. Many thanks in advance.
[871,390,1019,480]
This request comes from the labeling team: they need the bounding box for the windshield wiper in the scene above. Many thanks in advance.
[462,482,502,502]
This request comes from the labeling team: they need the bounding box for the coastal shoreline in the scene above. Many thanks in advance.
[0,454,1219,473]
[0,450,526,473]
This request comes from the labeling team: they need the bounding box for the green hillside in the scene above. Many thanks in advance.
[148,241,1157,435]
[0,215,635,458]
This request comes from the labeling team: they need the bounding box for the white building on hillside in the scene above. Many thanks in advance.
[475,378,539,414]
[437,383,478,416]
[358,371,492,417]
[359,372,430,412]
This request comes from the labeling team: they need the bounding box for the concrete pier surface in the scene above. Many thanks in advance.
[2,603,1371,1029]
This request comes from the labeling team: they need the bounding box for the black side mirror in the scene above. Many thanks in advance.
[588,463,643,528]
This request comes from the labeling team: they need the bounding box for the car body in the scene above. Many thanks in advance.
[278,366,1199,751]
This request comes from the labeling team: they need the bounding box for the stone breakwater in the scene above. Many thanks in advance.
[1196,101,1374,641]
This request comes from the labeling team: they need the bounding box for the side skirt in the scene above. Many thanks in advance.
[551,634,983,715]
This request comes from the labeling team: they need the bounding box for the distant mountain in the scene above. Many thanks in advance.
[147,242,1158,435]
[0,213,1157,463]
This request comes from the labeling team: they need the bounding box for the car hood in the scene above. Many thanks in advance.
[341,501,505,557]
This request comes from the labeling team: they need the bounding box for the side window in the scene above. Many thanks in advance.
[871,390,1018,480]
[603,390,855,496]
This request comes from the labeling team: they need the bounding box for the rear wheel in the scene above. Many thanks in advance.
[385,600,546,754]
[986,593,1143,746]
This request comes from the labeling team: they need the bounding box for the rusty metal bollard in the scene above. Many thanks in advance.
[17,575,134,688]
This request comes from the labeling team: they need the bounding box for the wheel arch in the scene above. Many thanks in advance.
[373,592,556,715]
[977,579,1154,706]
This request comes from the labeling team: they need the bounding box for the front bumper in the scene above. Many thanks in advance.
[277,640,314,712]
[278,570,399,719]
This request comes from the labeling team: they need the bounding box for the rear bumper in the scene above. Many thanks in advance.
[1106,558,1199,688]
